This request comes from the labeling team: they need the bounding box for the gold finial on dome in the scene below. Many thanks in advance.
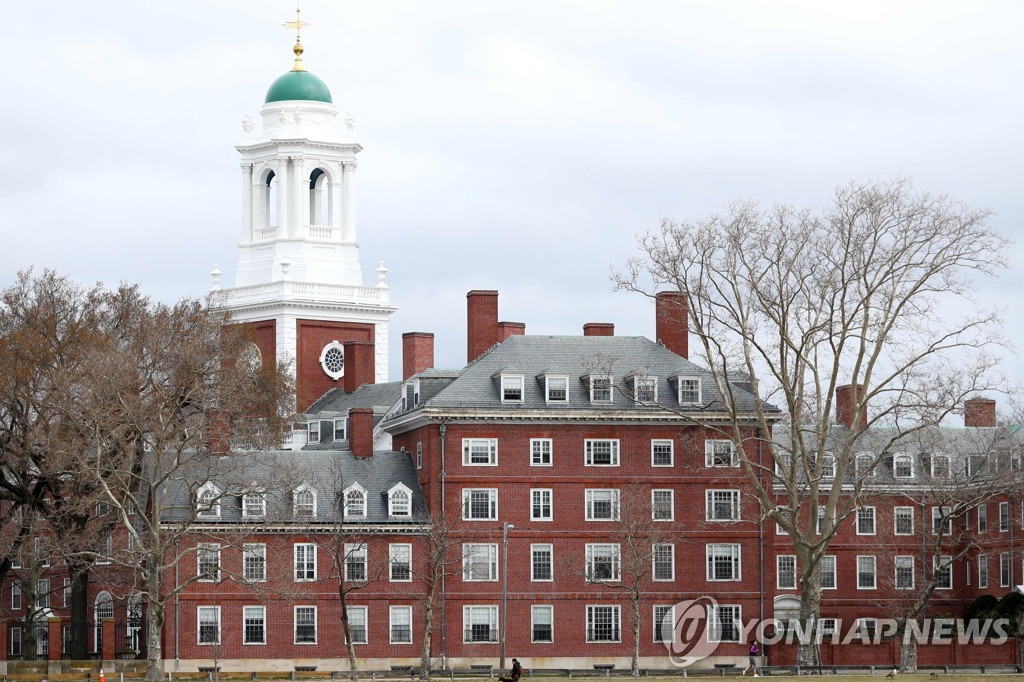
[282,3,310,71]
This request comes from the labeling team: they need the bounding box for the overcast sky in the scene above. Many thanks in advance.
[2,1,1022,395]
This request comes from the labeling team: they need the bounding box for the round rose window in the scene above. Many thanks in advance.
[319,340,345,380]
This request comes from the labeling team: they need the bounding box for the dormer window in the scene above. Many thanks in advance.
[293,484,317,518]
[501,375,524,403]
[344,484,367,518]
[196,483,221,518]
[388,483,412,517]
[855,453,874,479]
[242,490,266,518]
[307,421,321,444]
[931,454,951,478]
[545,376,568,403]
[585,375,613,403]
[627,375,657,403]
[334,418,347,441]
[414,380,421,407]
[893,454,914,479]
[676,376,701,405]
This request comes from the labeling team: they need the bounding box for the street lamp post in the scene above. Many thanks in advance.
[500,521,514,671]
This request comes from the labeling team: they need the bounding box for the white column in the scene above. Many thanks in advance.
[277,157,290,237]
[342,159,357,242]
[241,163,253,242]
[293,157,306,238]
[331,163,343,231]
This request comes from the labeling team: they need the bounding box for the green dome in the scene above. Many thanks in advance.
[265,70,333,104]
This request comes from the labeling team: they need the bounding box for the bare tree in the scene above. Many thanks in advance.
[415,511,461,680]
[616,179,1009,666]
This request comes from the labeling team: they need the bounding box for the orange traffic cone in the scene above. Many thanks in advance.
[99,669,106,682]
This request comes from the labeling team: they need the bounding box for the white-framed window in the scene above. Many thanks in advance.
[651,439,674,466]
[857,555,877,589]
[11,584,21,610]
[634,376,657,403]
[857,618,877,639]
[979,504,988,532]
[895,556,915,590]
[96,534,113,565]
[935,555,953,590]
[931,453,951,478]
[501,374,524,403]
[390,606,413,644]
[531,489,553,521]
[308,420,321,443]
[855,453,874,479]
[416,441,422,469]
[463,543,498,581]
[653,605,675,643]
[462,488,498,520]
[933,506,953,535]
[344,483,367,518]
[34,537,49,567]
[893,454,914,478]
[293,484,317,518]
[821,555,837,589]
[815,507,833,536]
[334,418,347,441]
[243,543,266,582]
[347,606,368,645]
[9,626,21,658]
[652,543,675,581]
[589,376,613,403]
[1001,552,1011,587]
[242,490,266,518]
[390,544,412,582]
[585,489,620,521]
[819,618,838,637]
[586,543,621,582]
[531,438,553,466]
[531,544,553,581]
[545,376,568,403]
[463,438,498,466]
[36,579,49,609]
[705,440,737,467]
[585,439,620,466]
[345,543,367,582]
[197,606,220,645]
[706,544,741,581]
[62,579,70,609]
[532,605,554,643]
[195,482,221,518]
[413,379,421,407]
[586,605,620,642]
[777,555,796,590]
[463,605,499,643]
[894,506,915,535]
[294,542,317,581]
[857,507,876,535]
[706,489,740,522]
[708,604,741,642]
[652,489,674,521]
[677,377,701,405]
[816,451,836,478]
[295,605,317,644]
[197,543,221,582]
[243,605,266,645]
[319,340,345,380]
[389,482,412,516]
[979,554,989,588]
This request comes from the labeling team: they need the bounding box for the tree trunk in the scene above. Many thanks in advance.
[630,592,640,677]
[796,571,822,668]
[145,572,165,682]
[338,588,359,681]
[899,635,918,673]
[70,561,90,660]
[420,583,437,680]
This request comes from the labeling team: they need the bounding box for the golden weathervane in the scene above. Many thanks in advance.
[282,4,310,71]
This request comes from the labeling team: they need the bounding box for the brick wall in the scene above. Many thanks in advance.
[295,320,375,411]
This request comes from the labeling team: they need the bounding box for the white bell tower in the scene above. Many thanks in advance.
[213,21,395,409]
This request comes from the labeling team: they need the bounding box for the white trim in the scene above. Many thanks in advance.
[294,605,318,644]
[652,543,675,581]
[500,374,525,403]
[585,438,620,466]
[319,340,345,380]
[389,543,413,582]
[242,605,267,645]
[651,439,674,467]
[390,605,414,644]
[530,438,553,466]
[856,555,877,590]
[531,543,554,582]
[776,554,797,590]
[462,438,498,466]
[856,506,876,535]
[197,605,221,645]
[531,488,553,521]
[462,488,499,521]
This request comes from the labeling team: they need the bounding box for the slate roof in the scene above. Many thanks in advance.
[305,381,403,416]
[400,335,774,414]
[160,449,428,525]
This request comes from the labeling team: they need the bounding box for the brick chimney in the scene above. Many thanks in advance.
[964,397,997,428]
[208,410,231,456]
[343,340,376,394]
[497,321,526,341]
[348,407,374,458]
[835,384,867,431]
[655,291,688,359]
[583,323,615,337]
[467,290,500,363]
[402,332,434,381]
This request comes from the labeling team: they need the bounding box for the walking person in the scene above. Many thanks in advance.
[743,640,759,677]
[510,658,522,682]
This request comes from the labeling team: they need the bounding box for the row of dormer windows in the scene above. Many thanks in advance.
[194,481,413,520]
[497,373,703,406]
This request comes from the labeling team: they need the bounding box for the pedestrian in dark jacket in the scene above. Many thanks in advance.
[511,659,522,681]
